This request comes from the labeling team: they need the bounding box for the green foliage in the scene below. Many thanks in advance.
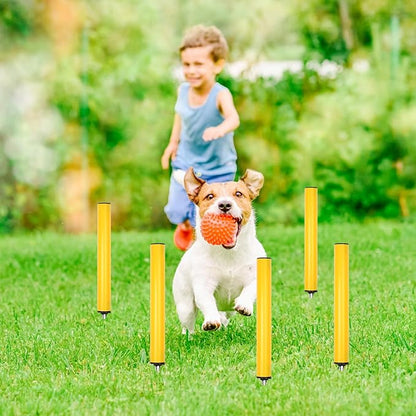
[296,0,350,63]
[0,0,32,36]
[294,0,416,64]
[295,62,416,221]
[219,68,336,224]
[1,0,416,231]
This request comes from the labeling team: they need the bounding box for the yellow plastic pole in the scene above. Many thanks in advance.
[97,202,111,318]
[304,187,318,297]
[256,257,272,385]
[334,243,349,370]
[150,243,165,371]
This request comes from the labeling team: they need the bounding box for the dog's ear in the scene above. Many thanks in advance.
[240,169,264,200]
[184,167,206,203]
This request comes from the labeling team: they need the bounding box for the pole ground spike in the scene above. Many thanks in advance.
[335,362,348,371]
[151,362,165,372]
[98,311,111,319]
[305,290,317,298]
[258,377,271,386]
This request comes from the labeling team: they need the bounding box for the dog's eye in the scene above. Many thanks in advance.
[205,194,214,200]
[235,191,243,197]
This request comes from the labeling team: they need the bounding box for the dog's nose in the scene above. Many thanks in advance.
[218,201,232,213]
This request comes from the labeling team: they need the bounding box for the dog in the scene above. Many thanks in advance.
[172,167,266,333]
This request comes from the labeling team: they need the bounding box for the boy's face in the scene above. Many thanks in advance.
[181,46,224,90]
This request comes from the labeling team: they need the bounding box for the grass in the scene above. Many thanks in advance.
[0,221,415,415]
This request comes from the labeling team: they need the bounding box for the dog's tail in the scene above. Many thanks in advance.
[172,169,186,188]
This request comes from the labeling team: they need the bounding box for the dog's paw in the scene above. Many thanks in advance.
[219,312,232,327]
[202,320,221,331]
[181,327,195,335]
[234,304,253,316]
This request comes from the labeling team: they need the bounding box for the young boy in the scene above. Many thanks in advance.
[161,25,240,250]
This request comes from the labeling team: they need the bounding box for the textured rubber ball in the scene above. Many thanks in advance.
[200,213,238,245]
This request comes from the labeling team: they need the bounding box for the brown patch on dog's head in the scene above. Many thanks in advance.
[184,168,264,227]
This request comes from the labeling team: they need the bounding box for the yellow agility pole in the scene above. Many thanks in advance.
[97,202,111,318]
[150,243,165,371]
[334,243,349,371]
[256,257,272,385]
[304,187,318,298]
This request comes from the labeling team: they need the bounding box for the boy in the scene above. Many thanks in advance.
[161,25,240,250]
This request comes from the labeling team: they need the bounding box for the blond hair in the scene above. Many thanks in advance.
[179,25,228,62]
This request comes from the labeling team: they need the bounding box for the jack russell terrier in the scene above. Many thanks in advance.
[172,167,266,333]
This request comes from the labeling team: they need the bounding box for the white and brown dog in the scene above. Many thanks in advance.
[172,167,266,333]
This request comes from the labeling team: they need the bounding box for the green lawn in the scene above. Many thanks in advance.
[0,222,415,415]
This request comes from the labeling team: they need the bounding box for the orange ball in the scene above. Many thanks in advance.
[200,213,238,245]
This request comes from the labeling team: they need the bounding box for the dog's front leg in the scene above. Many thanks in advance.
[193,279,222,331]
[234,279,256,316]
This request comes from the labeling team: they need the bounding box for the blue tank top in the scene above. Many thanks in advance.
[172,82,237,176]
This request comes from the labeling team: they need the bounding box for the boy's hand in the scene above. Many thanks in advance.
[161,144,177,170]
[202,126,224,142]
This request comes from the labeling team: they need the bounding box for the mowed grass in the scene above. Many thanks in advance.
[0,222,415,416]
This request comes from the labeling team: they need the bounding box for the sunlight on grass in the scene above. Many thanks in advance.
[0,222,415,415]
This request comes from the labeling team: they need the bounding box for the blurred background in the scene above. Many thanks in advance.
[1,0,415,233]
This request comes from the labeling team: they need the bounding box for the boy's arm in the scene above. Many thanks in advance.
[202,89,240,142]
[161,113,181,169]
